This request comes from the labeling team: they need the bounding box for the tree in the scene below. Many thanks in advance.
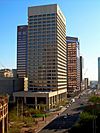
[89,96,100,105]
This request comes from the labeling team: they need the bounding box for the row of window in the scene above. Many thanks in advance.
[29,20,56,24]
[29,34,56,38]
[18,32,27,35]
[29,40,55,43]
[29,18,56,22]
[29,13,56,18]
[29,25,56,29]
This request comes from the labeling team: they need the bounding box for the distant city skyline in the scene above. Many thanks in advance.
[0,0,100,80]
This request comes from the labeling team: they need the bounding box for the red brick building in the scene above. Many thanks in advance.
[66,36,80,97]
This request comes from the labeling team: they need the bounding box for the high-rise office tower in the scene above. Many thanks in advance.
[14,4,67,109]
[98,57,100,88]
[80,56,84,90]
[28,4,67,98]
[17,25,28,78]
[80,56,83,83]
[66,36,80,96]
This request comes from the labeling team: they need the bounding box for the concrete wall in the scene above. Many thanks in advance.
[0,77,24,98]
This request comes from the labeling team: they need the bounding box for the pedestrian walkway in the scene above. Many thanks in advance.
[35,107,66,133]
[20,107,67,133]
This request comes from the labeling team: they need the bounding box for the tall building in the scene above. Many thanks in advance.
[28,4,67,92]
[84,78,89,89]
[80,56,83,83]
[80,56,84,90]
[14,4,67,109]
[98,57,100,89]
[66,36,80,96]
[17,25,28,78]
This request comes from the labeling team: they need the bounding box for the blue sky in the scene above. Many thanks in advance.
[0,0,100,80]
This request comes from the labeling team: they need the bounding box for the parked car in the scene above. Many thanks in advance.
[71,98,75,103]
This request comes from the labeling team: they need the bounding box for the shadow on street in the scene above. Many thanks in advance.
[39,112,80,133]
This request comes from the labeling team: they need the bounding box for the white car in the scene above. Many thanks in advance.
[71,98,75,103]
[66,105,69,108]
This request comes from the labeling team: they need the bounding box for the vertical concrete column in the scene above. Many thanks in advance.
[59,94,61,102]
[50,97,53,109]
[48,97,50,110]
[52,97,54,108]
[53,96,55,107]
[54,96,56,104]
[13,96,16,103]
[24,97,26,104]
[35,97,37,109]
[57,92,59,103]
[52,96,54,105]
[46,97,49,110]
[57,94,59,103]
[53,96,55,104]
[61,94,62,101]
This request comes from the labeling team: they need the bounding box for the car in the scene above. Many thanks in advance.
[80,103,84,106]
[63,114,68,119]
[59,106,63,109]
[66,105,69,108]
[71,98,75,103]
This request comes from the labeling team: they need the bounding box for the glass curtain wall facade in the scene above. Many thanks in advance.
[28,4,67,92]
[66,36,80,96]
[98,57,100,83]
[17,25,28,78]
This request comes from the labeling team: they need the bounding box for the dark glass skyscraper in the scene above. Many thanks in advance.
[80,56,84,83]
[98,57,100,83]
[17,25,28,78]
[66,36,80,96]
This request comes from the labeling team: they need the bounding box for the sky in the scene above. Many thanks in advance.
[0,0,100,80]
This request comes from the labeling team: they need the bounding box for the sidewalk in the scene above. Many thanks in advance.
[34,107,66,133]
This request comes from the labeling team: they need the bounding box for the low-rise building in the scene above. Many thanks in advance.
[0,69,13,78]
[0,77,24,102]
[13,89,67,110]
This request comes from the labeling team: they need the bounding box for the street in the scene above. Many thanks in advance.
[39,89,92,133]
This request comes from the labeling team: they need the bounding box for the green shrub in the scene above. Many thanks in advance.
[32,113,48,118]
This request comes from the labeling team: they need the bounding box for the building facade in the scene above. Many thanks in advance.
[80,56,83,83]
[0,69,13,78]
[0,77,24,102]
[28,4,67,92]
[17,25,28,78]
[84,78,89,89]
[14,4,67,109]
[66,36,80,96]
[98,57,100,83]
[80,56,84,90]
[0,96,8,133]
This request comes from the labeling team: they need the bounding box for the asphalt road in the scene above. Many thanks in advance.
[39,89,92,133]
